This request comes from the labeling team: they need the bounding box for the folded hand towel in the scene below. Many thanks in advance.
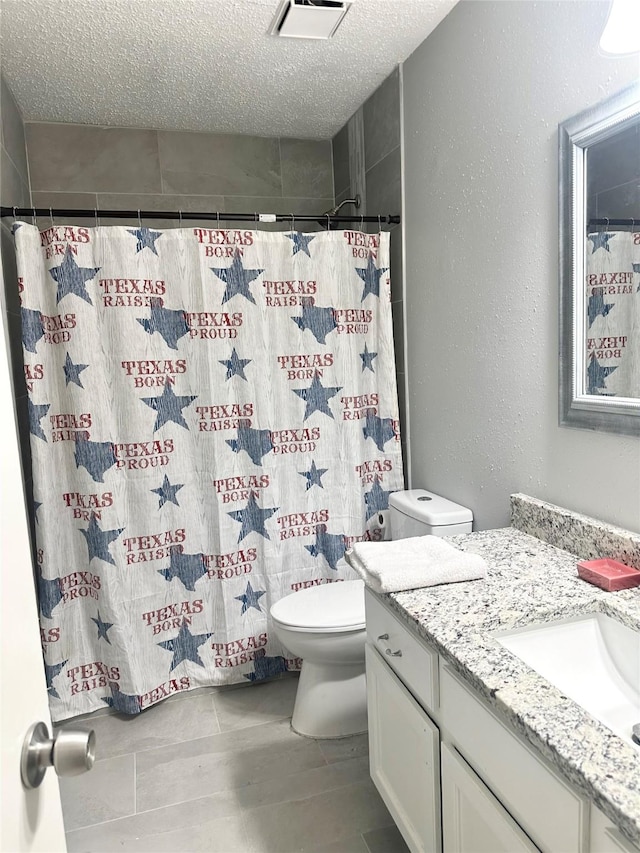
[345,535,487,593]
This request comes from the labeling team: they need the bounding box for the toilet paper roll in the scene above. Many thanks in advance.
[366,509,391,541]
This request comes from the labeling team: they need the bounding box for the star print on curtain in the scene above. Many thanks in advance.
[15,223,404,721]
[584,230,640,397]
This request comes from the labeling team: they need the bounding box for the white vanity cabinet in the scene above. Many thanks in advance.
[364,590,640,853]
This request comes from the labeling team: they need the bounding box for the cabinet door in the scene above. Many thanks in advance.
[441,743,539,853]
[366,644,441,853]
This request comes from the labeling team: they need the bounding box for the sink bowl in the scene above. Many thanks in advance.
[496,612,640,749]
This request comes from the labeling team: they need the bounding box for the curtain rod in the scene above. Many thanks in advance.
[0,206,400,226]
[588,217,638,227]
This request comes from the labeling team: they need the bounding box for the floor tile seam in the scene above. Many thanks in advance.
[127,765,374,820]
[211,712,295,735]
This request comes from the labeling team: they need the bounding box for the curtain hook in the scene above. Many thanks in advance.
[605,217,609,230]
[12,206,17,224]
[291,213,295,232]
[49,207,55,228]
[360,213,364,232]
[378,214,382,232]
[216,210,220,228]
[326,213,330,231]
[31,207,37,225]
[94,209,100,228]
[138,209,142,228]
[178,209,183,227]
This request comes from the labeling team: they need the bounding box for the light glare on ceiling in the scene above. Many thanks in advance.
[600,0,640,55]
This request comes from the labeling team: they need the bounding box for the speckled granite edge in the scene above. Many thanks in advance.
[511,493,640,570]
[379,527,640,848]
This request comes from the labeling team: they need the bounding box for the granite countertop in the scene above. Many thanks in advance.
[382,525,640,847]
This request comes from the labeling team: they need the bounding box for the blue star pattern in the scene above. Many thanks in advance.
[299,460,328,490]
[305,524,346,570]
[210,252,264,305]
[102,683,141,715]
[293,373,342,420]
[137,298,190,350]
[12,223,405,718]
[79,513,124,565]
[244,649,288,682]
[364,476,393,521]
[21,307,45,353]
[159,548,208,591]
[28,398,49,441]
[587,289,615,327]
[220,347,252,381]
[227,493,278,542]
[44,659,67,699]
[128,227,163,255]
[362,410,396,451]
[63,352,89,388]
[587,354,618,394]
[91,611,114,643]
[142,383,197,431]
[588,232,615,253]
[292,299,337,344]
[226,421,274,466]
[360,343,378,373]
[235,581,266,614]
[151,475,184,508]
[74,437,117,483]
[49,246,100,305]
[286,232,315,257]
[157,620,213,671]
[356,255,388,301]
[37,565,62,619]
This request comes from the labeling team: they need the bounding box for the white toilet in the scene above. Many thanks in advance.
[270,489,473,738]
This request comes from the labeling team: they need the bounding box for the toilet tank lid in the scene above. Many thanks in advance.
[271,580,365,631]
[389,490,473,526]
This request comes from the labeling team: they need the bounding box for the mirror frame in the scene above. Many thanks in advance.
[559,82,640,436]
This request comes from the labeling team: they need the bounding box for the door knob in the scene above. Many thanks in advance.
[21,721,96,789]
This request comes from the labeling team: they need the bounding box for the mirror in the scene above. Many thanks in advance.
[559,83,640,435]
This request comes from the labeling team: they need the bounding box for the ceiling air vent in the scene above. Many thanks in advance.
[269,0,352,40]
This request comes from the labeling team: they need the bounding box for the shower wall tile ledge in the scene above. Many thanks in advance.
[510,492,640,569]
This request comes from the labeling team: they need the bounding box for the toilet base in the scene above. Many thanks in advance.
[291,660,368,739]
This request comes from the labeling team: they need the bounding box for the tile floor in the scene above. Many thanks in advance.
[57,676,409,852]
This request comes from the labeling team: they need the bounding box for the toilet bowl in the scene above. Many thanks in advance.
[271,490,474,739]
[270,580,367,738]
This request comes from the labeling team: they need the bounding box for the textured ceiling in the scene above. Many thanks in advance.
[0,0,457,138]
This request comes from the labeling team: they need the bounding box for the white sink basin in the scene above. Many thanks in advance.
[496,612,640,749]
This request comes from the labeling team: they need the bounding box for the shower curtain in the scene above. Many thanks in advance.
[15,223,404,720]
[585,229,640,397]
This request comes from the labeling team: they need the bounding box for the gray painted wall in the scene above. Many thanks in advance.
[403,0,640,532]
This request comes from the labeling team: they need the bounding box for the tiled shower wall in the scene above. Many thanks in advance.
[25,123,334,230]
[1,75,34,533]
[332,67,406,478]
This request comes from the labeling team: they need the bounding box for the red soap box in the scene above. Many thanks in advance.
[577,558,640,591]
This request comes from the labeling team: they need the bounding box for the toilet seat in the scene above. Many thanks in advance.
[271,580,365,633]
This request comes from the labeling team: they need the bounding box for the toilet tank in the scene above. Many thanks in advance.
[389,489,473,539]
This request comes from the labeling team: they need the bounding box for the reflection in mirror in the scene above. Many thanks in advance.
[559,83,640,435]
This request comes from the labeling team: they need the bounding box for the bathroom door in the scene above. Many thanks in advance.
[0,280,67,851]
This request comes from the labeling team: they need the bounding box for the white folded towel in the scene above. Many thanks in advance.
[345,535,487,593]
